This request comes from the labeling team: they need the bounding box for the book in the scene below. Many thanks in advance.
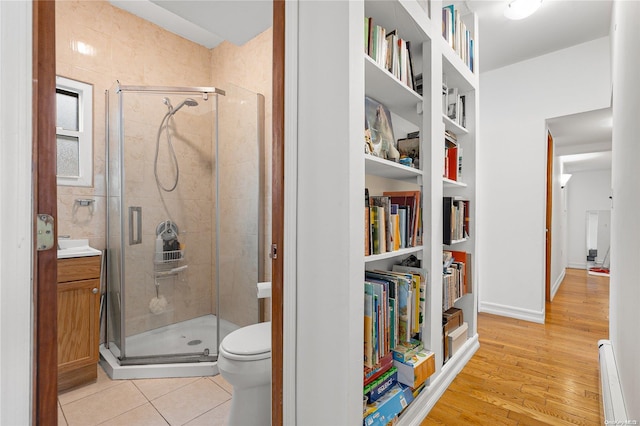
[405,40,416,91]
[365,96,397,161]
[383,190,421,248]
[370,207,380,254]
[443,197,468,244]
[364,352,394,386]
[397,136,419,169]
[443,197,453,245]
[364,366,398,403]
[457,146,463,182]
[390,204,400,251]
[365,271,400,350]
[445,145,458,181]
[363,383,414,426]
[449,250,471,295]
[398,208,407,249]
[370,196,392,252]
[442,83,448,117]
[392,265,428,334]
[441,5,474,72]
[364,283,374,368]
[365,189,371,256]
[391,339,423,363]
[447,87,458,121]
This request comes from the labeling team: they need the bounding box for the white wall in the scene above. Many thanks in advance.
[479,37,611,322]
[550,153,567,299]
[295,1,364,424]
[0,1,33,423]
[566,169,612,269]
[610,0,640,418]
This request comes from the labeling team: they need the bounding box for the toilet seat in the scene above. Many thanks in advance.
[219,321,271,361]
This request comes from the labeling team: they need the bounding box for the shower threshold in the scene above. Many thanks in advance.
[100,314,239,380]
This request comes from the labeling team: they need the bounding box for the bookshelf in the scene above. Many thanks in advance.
[292,0,479,424]
[362,0,479,424]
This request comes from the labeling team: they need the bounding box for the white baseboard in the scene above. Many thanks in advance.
[550,269,566,300]
[479,301,544,324]
[568,262,587,269]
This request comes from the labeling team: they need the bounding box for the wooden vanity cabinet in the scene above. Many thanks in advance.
[57,255,101,392]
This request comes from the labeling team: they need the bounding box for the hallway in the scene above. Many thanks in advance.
[423,268,609,424]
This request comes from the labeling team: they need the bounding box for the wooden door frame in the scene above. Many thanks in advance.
[33,2,286,424]
[271,1,285,424]
[545,131,553,303]
[33,0,58,423]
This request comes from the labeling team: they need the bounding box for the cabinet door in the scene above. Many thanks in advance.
[57,278,100,373]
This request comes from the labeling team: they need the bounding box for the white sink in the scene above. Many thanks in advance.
[57,239,102,259]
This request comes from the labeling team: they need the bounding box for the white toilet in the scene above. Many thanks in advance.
[217,283,272,426]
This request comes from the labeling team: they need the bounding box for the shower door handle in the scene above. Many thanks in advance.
[129,206,142,245]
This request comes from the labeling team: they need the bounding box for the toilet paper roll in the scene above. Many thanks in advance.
[257,281,272,299]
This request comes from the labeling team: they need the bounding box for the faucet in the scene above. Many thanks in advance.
[57,235,71,250]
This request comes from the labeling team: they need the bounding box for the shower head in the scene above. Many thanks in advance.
[171,98,198,115]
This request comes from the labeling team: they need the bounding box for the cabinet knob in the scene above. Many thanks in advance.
[92,288,98,294]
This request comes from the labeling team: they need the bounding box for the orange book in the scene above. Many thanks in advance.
[445,146,458,181]
[450,250,470,295]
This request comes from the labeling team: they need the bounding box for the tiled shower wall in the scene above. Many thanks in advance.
[56,1,272,333]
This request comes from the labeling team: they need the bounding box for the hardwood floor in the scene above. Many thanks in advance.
[423,268,609,425]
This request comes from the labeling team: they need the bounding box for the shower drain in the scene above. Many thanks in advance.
[187,339,202,346]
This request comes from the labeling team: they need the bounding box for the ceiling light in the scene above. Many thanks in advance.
[504,0,542,20]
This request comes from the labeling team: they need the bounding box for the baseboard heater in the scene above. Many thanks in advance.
[598,339,628,423]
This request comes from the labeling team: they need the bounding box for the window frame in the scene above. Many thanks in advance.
[55,75,93,187]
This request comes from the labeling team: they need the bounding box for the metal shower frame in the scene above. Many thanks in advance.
[105,84,225,365]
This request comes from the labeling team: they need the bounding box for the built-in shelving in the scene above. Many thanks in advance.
[443,177,466,188]
[362,1,479,424]
[366,155,422,181]
[445,238,467,245]
[291,0,479,423]
[365,246,424,263]
[365,56,423,127]
[443,114,468,135]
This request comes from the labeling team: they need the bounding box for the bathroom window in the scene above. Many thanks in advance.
[56,76,93,187]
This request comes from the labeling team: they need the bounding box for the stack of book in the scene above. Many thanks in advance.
[441,4,475,72]
[363,264,431,425]
[364,267,426,367]
[444,86,466,129]
[364,17,417,92]
[365,190,422,256]
[443,130,461,181]
[443,197,469,244]
[442,250,471,310]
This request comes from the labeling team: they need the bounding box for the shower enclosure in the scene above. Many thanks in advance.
[102,82,265,377]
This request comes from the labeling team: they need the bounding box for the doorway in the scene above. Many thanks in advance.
[546,107,612,301]
[34,2,285,424]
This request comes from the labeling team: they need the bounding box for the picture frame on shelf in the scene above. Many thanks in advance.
[365,96,399,162]
[397,136,420,169]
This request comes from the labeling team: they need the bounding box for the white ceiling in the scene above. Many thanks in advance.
[110,0,272,48]
[112,0,613,172]
[560,151,612,173]
[548,107,612,153]
[548,107,613,173]
[469,0,613,73]
[470,0,614,173]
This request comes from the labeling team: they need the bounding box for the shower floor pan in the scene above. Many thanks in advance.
[100,314,239,380]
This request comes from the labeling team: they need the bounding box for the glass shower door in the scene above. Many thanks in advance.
[107,84,220,364]
[216,84,265,343]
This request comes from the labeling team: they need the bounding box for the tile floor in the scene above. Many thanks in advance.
[58,366,233,426]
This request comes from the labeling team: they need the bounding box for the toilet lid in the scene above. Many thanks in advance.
[220,321,271,358]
